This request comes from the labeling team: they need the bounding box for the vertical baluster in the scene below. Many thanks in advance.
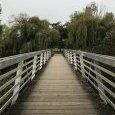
[68,51,70,63]
[70,52,73,64]
[49,50,51,58]
[67,51,70,62]
[39,53,43,70]
[44,52,46,65]
[74,52,77,70]
[63,50,65,57]
[31,55,37,80]
[64,50,66,58]
[49,51,51,59]
[46,51,49,61]
[94,61,107,103]
[11,61,23,105]
[65,50,67,58]
[80,52,85,78]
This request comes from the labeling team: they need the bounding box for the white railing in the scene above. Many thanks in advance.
[0,49,52,114]
[63,49,115,109]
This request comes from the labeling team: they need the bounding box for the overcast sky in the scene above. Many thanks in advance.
[1,0,115,24]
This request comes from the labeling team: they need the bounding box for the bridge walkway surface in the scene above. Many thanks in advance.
[4,54,114,115]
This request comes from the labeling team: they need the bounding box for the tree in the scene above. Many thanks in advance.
[67,2,115,56]
[51,22,68,51]
[0,13,61,57]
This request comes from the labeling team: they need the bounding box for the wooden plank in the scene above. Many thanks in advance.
[8,109,97,114]
[10,105,96,110]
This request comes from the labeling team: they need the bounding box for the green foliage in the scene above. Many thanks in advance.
[0,14,60,57]
[67,2,115,56]
[48,28,60,48]
[51,22,68,51]
[1,2,115,56]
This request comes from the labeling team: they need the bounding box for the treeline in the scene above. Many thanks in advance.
[0,14,60,57]
[66,3,115,56]
[0,2,115,57]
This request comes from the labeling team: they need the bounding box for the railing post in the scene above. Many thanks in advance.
[70,51,73,64]
[11,61,23,105]
[64,50,67,58]
[74,52,77,70]
[67,51,70,62]
[48,51,50,60]
[39,53,43,70]
[94,61,107,104]
[65,50,67,58]
[63,50,65,57]
[80,52,85,78]
[46,51,49,61]
[43,52,47,65]
[31,55,37,80]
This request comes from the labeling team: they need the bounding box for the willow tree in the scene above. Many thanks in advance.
[67,2,99,50]
[67,2,115,56]
[0,14,60,57]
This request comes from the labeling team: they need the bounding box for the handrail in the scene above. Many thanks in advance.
[0,49,52,114]
[63,49,115,109]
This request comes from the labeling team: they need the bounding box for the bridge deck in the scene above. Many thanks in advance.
[5,54,105,115]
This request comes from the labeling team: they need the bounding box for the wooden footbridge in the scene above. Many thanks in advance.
[0,49,115,115]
